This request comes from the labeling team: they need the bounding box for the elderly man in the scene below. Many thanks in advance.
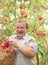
[9,19,38,65]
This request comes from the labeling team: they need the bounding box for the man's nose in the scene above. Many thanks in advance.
[18,28,21,31]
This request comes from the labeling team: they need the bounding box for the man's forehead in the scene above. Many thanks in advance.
[16,21,26,24]
[16,22,26,25]
[16,22,26,27]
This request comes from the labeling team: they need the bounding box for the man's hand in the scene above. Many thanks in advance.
[9,38,19,48]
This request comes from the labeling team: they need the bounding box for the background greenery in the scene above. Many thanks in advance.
[0,0,48,65]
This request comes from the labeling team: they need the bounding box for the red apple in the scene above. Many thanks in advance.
[4,40,9,47]
[20,12,25,16]
[5,47,14,52]
[24,0,28,2]
[41,32,46,36]
[5,47,11,51]
[36,31,46,36]
[0,46,3,48]
[36,31,41,36]
[38,16,43,21]
[1,45,6,49]
[19,5,25,9]
[23,13,28,18]
[21,12,28,17]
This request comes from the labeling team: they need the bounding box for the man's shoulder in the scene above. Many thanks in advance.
[27,34,35,41]
[9,35,17,39]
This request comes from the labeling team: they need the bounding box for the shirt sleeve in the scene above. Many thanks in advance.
[28,38,38,54]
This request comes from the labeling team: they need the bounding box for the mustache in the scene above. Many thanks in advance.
[18,31,23,34]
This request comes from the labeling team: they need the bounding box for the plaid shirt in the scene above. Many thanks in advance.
[9,34,38,65]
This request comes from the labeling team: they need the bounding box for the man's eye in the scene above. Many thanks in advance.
[21,27,24,29]
[17,27,19,29]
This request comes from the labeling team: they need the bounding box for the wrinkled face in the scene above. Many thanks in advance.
[16,22,27,39]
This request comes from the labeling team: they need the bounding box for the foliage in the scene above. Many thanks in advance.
[0,0,48,65]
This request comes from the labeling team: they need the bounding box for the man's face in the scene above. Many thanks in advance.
[16,22,27,39]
